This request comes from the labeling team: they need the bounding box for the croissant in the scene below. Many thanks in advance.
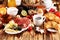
[54,16,60,24]
[44,21,52,29]
[51,21,58,30]
[44,12,60,23]
[57,24,60,32]
[44,12,55,21]
[44,21,58,30]
[0,7,6,15]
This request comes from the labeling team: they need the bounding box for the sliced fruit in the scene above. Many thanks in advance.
[21,10,27,16]
[28,26,32,31]
[49,8,55,12]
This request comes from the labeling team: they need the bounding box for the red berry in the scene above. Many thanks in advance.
[8,15,12,20]
[0,24,3,29]
[55,11,60,17]
[26,15,32,19]
[0,14,2,17]
[49,8,55,12]
[0,21,3,29]
[28,26,32,31]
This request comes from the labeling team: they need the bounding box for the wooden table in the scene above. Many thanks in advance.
[0,29,60,40]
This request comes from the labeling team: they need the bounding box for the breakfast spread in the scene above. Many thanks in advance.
[0,0,60,34]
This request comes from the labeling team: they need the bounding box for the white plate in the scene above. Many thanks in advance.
[4,24,31,34]
[47,29,57,32]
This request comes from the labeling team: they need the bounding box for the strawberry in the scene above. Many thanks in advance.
[26,15,31,19]
[28,26,32,31]
[49,8,56,12]
[0,14,2,17]
[55,11,60,17]
[0,24,3,29]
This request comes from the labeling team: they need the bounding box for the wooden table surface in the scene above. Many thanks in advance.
[0,29,60,40]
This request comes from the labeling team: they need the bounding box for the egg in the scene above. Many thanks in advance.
[21,10,27,16]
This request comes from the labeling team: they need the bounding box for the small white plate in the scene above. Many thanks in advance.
[47,29,57,32]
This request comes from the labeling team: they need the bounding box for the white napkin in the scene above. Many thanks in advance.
[42,0,57,11]
[42,0,53,8]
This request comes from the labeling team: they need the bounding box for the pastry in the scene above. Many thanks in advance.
[0,7,6,15]
[44,12,55,21]
[44,21,58,30]
[44,21,52,29]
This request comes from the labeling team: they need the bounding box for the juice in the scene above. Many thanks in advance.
[8,0,16,7]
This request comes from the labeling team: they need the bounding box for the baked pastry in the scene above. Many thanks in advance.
[28,9,36,15]
[0,7,6,15]
[44,12,55,21]
[44,21,52,29]
[44,21,58,30]
[44,12,60,24]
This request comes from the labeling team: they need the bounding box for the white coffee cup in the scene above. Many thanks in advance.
[33,14,46,26]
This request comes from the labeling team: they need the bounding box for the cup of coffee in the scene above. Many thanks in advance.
[33,14,46,26]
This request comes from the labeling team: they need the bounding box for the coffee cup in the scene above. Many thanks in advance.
[33,14,46,26]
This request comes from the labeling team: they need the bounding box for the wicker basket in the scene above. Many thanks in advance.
[22,0,42,7]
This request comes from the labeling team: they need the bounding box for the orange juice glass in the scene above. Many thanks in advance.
[8,0,16,7]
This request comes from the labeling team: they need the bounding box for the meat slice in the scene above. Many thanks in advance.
[14,17,31,28]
